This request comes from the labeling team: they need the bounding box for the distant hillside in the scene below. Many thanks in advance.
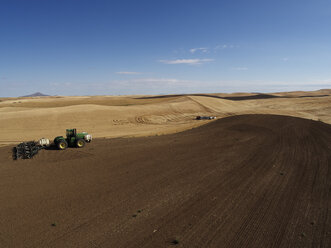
[21,92,50,97]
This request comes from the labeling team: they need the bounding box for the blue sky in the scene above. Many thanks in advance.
[1,0,331,96]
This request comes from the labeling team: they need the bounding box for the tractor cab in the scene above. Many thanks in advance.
[66,129,77,138]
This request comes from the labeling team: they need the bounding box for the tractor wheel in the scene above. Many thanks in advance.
[76,139,86,148]
[57,140,68,150]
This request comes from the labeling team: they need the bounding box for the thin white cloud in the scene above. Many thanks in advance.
[215,44,237,50]
[49,82,73,88]
[232,67,248,71]
[159,58,214,65]
[128,78,193,85]
[111,78,198,88]
[282,57,289,62]
[190,47,208,54]
[116,71,142,75]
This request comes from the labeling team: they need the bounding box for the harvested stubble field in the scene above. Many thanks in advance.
[0,90,331,146]
[0,90,330,247]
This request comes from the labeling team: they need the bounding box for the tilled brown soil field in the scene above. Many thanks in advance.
[0,114,330,248]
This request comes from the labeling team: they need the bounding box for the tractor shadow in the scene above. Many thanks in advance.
[12,147,18,160]
[44,144,58,150]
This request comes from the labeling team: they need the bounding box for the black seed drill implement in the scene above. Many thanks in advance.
[13,138,50,160]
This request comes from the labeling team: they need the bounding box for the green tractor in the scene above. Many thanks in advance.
[54,129,92,150]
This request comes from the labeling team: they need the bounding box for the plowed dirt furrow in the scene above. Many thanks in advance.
[0,114,330,248]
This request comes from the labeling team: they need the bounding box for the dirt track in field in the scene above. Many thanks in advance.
[0,114,330,247]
